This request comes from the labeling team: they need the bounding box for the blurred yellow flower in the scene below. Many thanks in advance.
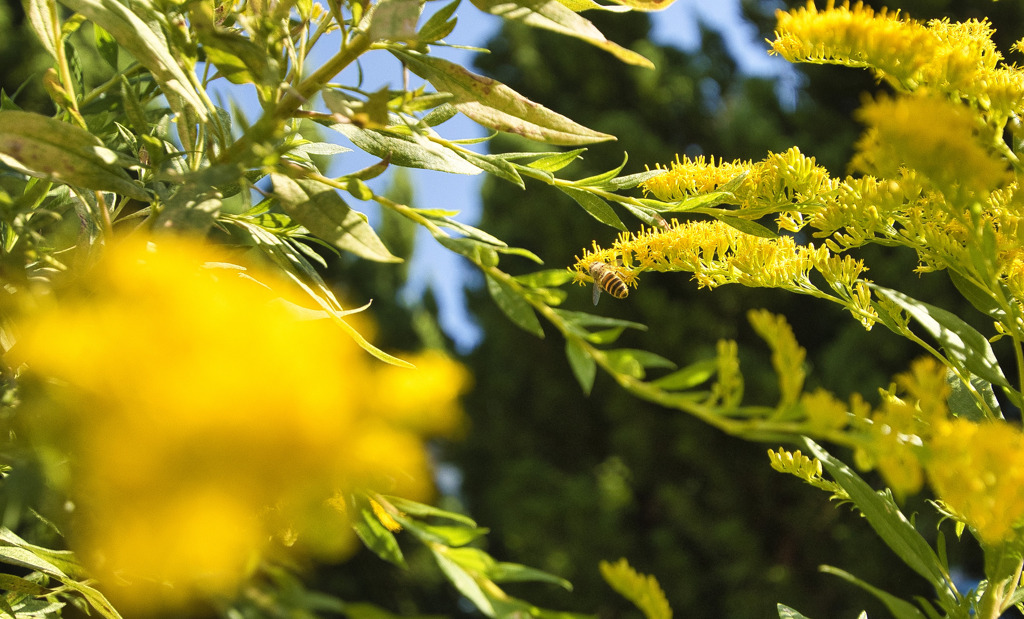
[7,238,467,612]
[927,418,1024,546]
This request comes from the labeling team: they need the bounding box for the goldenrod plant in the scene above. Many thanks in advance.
[562,2,1024,617]
[3,0,1024,615]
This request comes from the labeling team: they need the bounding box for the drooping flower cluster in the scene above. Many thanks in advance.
[6,238,468,611]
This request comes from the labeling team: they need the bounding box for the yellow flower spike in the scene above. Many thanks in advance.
[747,310,806,408]
[8,237,467,612]
[926,418,1024,546]
[800,388,849,432]
[767,448,844,496]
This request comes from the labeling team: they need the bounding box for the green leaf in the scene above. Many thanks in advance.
[486,274,545,337]
[559,186,626,230]
[599,558,672,619]
[574,153,627,186]
[777,604,814,619]
[454,149,525,187]
[489,562,573,590]
[651,358,717,390]
[328,122,483,175]
[717,215,777,239]
[241,223,413,368]
[271,174,401,263]
[58,0,207,119]
[431,548,495,617]
[820,565,927,619]
[0,111,148,200]
[871,285,1010,389]
[554,309,647,333]
[383,495,478,526]
[353,507,406,567]
[514,269,574,287]
[418,0,459,42]
[946,371,1000,421]
[0,573,50,596]
[528,149,587,172]
[802,439,953,601]
[23,0,60,59]
[566,339,597,395]
[947,268,1005,322]
[364,0,423,42]
[58,579,123,619]
[598,169,667,191]
[605,348,676,379]
[391,49,615,146]
[469,0,654,68]
[93,24,118,68]
[403,521,490,546]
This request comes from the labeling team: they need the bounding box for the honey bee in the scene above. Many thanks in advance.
[589,261,628,305]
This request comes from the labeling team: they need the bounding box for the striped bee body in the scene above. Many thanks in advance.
[589,261,628,305]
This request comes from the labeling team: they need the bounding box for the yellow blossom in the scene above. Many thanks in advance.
[852,94,1007,200]
[6,238,467,612]
[926,418,1024,546]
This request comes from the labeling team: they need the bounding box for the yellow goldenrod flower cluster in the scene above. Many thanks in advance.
[642,147,836,218]
[572,219,875,326]
[770,2,1024,120]
[5,238,468,611]
[767,448,845,496]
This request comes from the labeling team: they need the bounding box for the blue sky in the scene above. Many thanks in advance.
[296,0,797,351]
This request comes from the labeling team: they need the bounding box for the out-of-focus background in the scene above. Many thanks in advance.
[3,0,1022,615]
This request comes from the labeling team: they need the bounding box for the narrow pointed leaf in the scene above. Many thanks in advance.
[353,507,406,567]
[271,174,401,263]
[489,562,573,590]
[559,186,626,230]
[528,149,587,172]
[391,49,615,145]
[0,111,148,200]
[419,0,460,42]
[23,0,60,59]
[871,284,1010,388]
[820,565,927,619]
[329,122,483,175]
[384,495,478,526]
[566,338,596,394]
[469,0,653,68]
[486,274,544,337]
[802,438,952,595]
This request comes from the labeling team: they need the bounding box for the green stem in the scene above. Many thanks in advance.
[217,30,372,166]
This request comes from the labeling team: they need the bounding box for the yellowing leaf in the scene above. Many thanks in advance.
[599,558,672,619]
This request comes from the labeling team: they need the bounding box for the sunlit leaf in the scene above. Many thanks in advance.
[802,438,953,604]
[599,558,672,619]
[271,174,402,263]
[353,506,406,567]
[392,49,616,145]
[489,562,573,590]
[559,186,626,230]
[329,122,483,175]
[58,0,207,119]
[0,111,148,200]
[365,0,423,42]
[871,285,1010,389]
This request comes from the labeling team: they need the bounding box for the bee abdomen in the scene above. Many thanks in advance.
[590,262,629,299]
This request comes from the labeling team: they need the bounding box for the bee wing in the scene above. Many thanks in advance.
[592,279,602,306]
